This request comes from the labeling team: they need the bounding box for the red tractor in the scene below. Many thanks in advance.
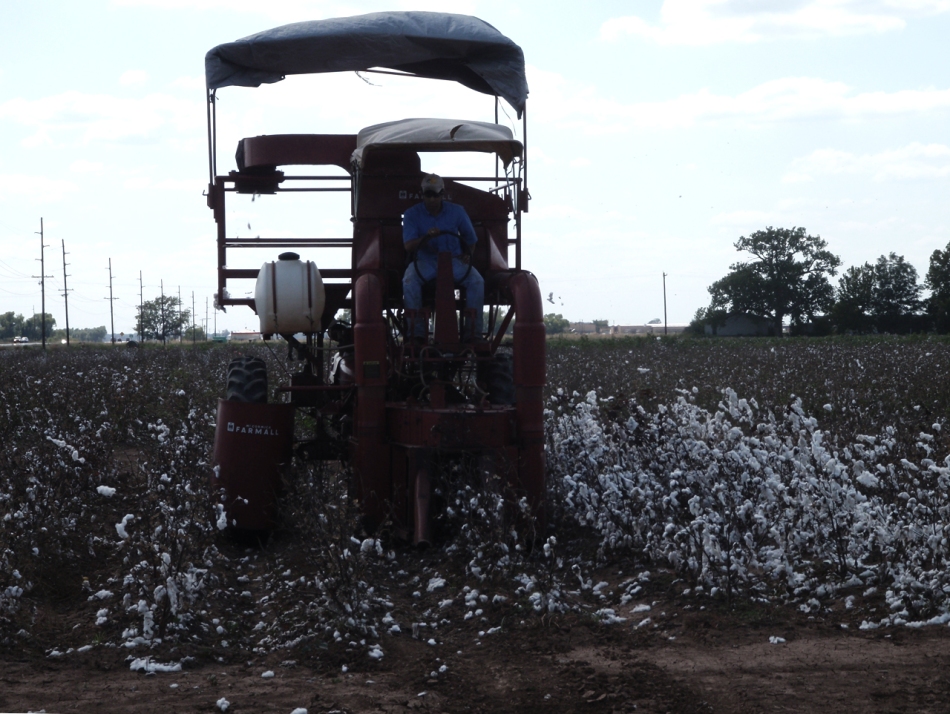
[207,12,545,544]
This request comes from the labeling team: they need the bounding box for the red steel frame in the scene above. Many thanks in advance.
[207,120,545,539]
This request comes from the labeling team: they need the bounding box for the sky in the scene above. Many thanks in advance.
[2,0,949,335]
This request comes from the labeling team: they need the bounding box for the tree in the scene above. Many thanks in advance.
[592,319,609,334]
[184,325,207,342]
[52,326,105,342]
[22,313,56,340]
[136,295,191,342]
[870,252,921,333]
[543,313,570,334]
[829,263,875,334]
[686,306,728,336]
[926,241,950,333]
[72,326,108,343]
[482,307,513,336]
[707,226,840,336]
[0,312,25,340]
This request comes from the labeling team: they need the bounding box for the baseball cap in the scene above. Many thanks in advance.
[421,174,444,194]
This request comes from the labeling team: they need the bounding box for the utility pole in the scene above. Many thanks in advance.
[106,259,116,344]
[32,218,53,350]
[205,297,209,342]
[178,286,183,344]
[662,272,668,336]
[160,280,166,346]
[61,239,72,345]
[138,271,144,341]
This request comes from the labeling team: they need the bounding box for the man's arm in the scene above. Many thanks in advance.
[456,206,477,262]
[403,205,427,253]
[404,226,441,254]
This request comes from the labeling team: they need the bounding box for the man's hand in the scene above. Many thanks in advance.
[426,226,441,237]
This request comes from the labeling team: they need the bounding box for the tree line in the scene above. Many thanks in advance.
[0,311,57,341]
[691,226,950,336]
[136,295,205,341]
[1,311,113,343]
[1,293,205,343]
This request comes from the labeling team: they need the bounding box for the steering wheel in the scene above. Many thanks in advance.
[412,231,473,285]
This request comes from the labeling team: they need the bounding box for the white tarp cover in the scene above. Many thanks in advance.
[352,118,523,167]
[206,12,528,116]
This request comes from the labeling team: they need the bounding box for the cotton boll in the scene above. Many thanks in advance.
[215,505,228,531]
[115,514,134,539]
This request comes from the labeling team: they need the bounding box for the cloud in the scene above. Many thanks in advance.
[119,70,148,86]
[600,0,949,45]
[785,142,950,182]
[121,175,226,192]
[710,209,787,227]
[112,0,396,22]
[171,76,206,91]
[0,91,203,147]
[69,160,105,174]
[527,66,950,132]
[0,174,78,202]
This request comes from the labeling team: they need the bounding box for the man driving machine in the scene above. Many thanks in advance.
[402,173,484,340]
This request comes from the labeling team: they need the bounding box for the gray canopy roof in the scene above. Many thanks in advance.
[352,118,523,168]
[205,12,528,116]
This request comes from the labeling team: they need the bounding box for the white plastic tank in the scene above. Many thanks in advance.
[254,252,326,336]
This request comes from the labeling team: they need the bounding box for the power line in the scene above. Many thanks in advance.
[160,279,166,346]
[32,218,54,350]
[139,271,144,341]
[61,239,72,346]
[105,258,117,344]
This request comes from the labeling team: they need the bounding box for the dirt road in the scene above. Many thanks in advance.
[5,607,950,713]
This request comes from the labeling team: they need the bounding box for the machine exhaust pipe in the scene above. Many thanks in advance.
[413,463,432,547]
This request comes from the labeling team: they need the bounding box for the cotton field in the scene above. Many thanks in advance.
[1,336,949,670]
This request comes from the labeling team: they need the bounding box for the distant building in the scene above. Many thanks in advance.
[616,324,687,335]
[704,313,774,337]
[568,322,687,335]
[229,331,262,342]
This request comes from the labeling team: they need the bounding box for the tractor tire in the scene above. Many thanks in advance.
[226,356,268,403]
[485,352,515,405]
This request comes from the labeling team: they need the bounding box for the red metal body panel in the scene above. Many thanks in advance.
[212,399,294,530]
[433,252,460,346]
[386,405,516,449]
[208,129,545,538]
[353,273,390,529]
[242,134,357,171]
[509,271,546,522]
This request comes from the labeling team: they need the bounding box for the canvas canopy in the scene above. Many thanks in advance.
[205,12,528,116]
[352,119,523,168]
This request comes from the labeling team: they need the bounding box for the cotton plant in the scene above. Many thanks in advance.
[547,384,950,621]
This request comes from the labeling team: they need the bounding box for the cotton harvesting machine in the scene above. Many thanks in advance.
[206,12,545,543]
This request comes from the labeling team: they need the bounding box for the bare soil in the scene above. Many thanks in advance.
[5,548,950,714]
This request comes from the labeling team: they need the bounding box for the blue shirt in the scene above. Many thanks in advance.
[402,201,477,264]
